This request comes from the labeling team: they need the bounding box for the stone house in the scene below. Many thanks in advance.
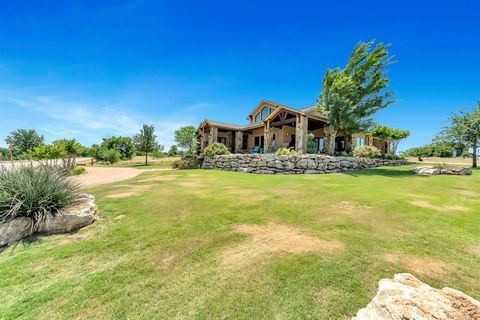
[197,100,389,154]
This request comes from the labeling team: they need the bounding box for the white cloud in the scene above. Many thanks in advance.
[0,94,196,148]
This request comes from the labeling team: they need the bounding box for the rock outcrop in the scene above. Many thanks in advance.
[411,166,472,176]
[0,194,97,247]
[36,194,97,234]
[203,154,408,174]
[0,217,33,247]
[352,273,480,320]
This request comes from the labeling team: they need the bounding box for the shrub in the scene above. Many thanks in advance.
[306,133,316,154]
[204,142,229,157]
[71,166,86,175]
[383,153,404,160]
[0,166,81,225]
[99,149,121,164]
[353,145,382,158]
[172,157,201,169]
[334,151,353,157]
[275,148,298,156]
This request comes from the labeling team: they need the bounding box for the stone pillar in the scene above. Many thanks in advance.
[264,120,273,153]
[295,115,308,152]
[235,131,243,153]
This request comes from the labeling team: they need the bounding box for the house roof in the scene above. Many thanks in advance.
[199,100,329,131]
[201,119,245,130]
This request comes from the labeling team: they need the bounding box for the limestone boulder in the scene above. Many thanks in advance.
[412,166,472,176]
[352,273,480,320]
[0,217,33,247]
[36,194,97,234]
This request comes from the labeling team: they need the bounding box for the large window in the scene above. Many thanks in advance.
[356,137,365,147]
[313,138,325,152]
[254,106,274,123]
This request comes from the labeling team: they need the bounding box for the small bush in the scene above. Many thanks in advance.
[71,166,86,175]
[334,151,353,157]
[172,157,201,169]
[275,148,298,156]
[0,166,81,225]
[353,145,382,158]
[100,149,121,164]
[204,142,229,157]
[306,133,316,154]
[383,153,404,160]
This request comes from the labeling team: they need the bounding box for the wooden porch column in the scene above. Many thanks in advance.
[235,131,243,153]
[295,115,308,152]
[264,120,273,153]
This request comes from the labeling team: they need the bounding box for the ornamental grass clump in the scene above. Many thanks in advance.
[353,145,382,158]
[0,165,81,225]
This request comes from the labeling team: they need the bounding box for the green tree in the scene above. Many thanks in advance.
[436,102,480,167]
[168,145,180,156]
[368,125,410,154]
[134,124,158,165]
[0,147,8,161]
[52,139,85,168]
[101,136,134,160]
[5,129,45,157]
[30,143,67,166]
[317,40,395,155]
[174,126,197,156]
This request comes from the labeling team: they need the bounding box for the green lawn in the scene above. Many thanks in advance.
[113,162,174,169]
[1,165,479,319]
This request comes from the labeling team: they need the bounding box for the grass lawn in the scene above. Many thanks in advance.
[1,165,479,319]
[113,162,174,169]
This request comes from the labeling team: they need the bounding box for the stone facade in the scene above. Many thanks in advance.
[202,154,408,174]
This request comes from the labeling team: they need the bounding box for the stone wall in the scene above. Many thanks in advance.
[202,154,408,174]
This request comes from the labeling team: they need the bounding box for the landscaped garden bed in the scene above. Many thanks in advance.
[0,166,97,247]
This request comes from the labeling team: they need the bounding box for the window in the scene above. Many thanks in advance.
[254,106,275,123]
[356,137,365,147]
[313,138,325,152]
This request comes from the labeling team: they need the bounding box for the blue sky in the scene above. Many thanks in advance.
[0,0,479,150]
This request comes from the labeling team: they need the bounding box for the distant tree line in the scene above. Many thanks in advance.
[0,124,199,166]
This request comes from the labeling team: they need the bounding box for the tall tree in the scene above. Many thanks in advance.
[317,40,395,155]
[436,102,480,168]
[5,129,45,157]
[368,125,410,154]
[174,126,197,156]
[101,136,134,160]
[134,124,158,165]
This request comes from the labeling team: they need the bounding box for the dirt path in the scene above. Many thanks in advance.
[73,166,142,188]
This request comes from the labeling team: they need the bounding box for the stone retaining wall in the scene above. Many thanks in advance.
[202,154,408,174]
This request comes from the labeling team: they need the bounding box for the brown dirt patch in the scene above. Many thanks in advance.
[137,175,180,183]
[175,180,208,188]
[410,200,470,212]
[401,193,432,199]
[73,167,141,188]
[466,243,480,258]
[106,184,152,198]
[384,253,447,276]
[221,223,343,266]
[454,189,480,197]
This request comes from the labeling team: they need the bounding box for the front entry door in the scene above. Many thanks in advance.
[242,134,248,150]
